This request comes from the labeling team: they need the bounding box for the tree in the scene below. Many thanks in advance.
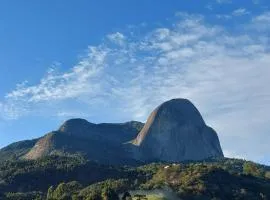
[46,181,82,200]
[134,194,148,200]
[84,190,102,200]
[121,191,132,200]
[102,187,119,200]
[47,186,55,200]
[265,171,270,179]
[243,162,263,177]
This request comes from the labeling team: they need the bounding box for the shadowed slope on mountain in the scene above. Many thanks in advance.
[23,119,144,165]
[0,139,39,161]
[59,119,143,144]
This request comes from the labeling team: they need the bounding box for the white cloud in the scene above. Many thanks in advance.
[205,4,213,10]
[216,8,250,20]
[252,0,261,4]
[250,12,270,31]
[1,12,270,164]
[216,14,232,20]
[6,46,108,103]
[252,12,270,23]
[223,150,245,159]
[107,32,126,46]
[56,111,90,119]
[232,8,250,16]
[216,0,232,4]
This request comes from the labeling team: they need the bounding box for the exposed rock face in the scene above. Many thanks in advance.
[1,98,223,165]
[132,98,223,162]
[24,133,55,160]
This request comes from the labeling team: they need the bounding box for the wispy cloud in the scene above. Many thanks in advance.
[6,46,108,102]
[232,8,250,16]
[250,12,270,31]
[1,12,270,162]
[216,14,232,20]
[252,11,270,23]
[223,150,245,160]
[205,4,213,10]
[107,32,126,46]
[252,0,261,4]
[216,0,232,4]
[217,8,250,20]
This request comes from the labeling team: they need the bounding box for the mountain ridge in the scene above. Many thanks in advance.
[0,98,223,165]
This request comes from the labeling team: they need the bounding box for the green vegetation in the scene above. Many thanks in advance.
[0,155,132,199]
[141,163,270,199]
[4,191,43,200]
[0,156,270,199]
[243,161,264,177]
[265,171,270,179]
[0,139,38,162]
[146,194,166,200]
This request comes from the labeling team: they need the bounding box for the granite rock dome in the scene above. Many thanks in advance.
[132,98,223,162]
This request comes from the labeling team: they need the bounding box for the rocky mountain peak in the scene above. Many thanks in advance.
[132,98,223,162]
[58,118,95,135]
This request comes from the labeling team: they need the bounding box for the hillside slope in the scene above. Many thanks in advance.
[24,120,144,165]
[1,156,270,200]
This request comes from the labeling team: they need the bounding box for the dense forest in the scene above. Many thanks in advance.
[0,155,270,200]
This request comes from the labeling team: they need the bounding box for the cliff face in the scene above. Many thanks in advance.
[132,99,223,162]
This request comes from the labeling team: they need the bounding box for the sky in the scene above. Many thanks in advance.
[0,0,269,165]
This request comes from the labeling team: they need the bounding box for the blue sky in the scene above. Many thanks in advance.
[0,0,270,164]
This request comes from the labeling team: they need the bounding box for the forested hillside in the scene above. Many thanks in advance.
[1,155,270,200]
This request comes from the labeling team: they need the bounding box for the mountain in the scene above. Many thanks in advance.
[0,98,269,200]
[0,98,223,165]
[0,120,144,164]
[0,139,39,161]
[132,99,223,162]
[58,119,143,144]
[24,120,144,165]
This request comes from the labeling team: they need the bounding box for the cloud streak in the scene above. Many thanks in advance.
[1,12,270,163]
[232,8,250,16]
[216,0,232,4]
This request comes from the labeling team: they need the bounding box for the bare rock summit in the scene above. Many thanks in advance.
[132,98,223,162]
